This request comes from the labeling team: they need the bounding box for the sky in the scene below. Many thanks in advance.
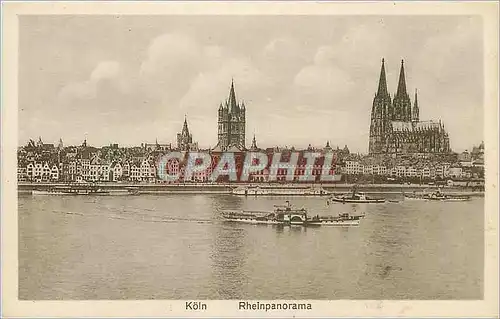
[19,15,483,153]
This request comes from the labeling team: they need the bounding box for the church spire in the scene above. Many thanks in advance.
[396,59,408,97]
[377,58,389,96]
[412,88,420,122]
[182,115,190,136]
[228,79,238,113]
[251,134,257,149]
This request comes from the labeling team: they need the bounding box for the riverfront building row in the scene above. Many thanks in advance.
[17,137,483,183]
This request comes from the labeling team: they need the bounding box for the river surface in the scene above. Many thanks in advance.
[19,194,483,300]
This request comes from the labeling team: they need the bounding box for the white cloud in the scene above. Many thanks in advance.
[140,33,200,76]
[90,61,121,82]
[58,60,122,102]
[292,46,357,111]
[179,57,272,117]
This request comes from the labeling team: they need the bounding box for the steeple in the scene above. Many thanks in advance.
[228,79,238,113]
[182,115,190,136]
[251,134,258,150]
[370,58,393,154]
[177,115,195,151]
[396,59,408,97]
[412,88,420,122]
[392,59,412,121]
[377,58,389,96]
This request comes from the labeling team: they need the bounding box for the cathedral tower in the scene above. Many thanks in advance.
[216,80,246,151]
[369,58,392,154]
[392,60,412,122]
[368,58,452,155]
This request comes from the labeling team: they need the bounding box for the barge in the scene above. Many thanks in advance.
[232,185,329,196]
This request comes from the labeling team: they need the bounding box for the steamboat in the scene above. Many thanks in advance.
[330,190,386,204]
[404,189,470,202]
[232,185,329,196]
[221,201,363,227]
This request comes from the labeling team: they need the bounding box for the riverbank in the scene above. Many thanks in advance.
[17,182,485,196]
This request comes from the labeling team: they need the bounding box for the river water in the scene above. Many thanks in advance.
[19,194,483,300]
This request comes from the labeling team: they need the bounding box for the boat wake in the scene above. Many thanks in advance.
[50,210,216,224]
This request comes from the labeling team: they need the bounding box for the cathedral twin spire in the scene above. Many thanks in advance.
[375,58,418,123]
[377,58,389,97]
[369,59,450,155]
[395,60,408,98]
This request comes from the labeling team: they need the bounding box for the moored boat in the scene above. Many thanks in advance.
[232,185,329,196]
[32,185,111,196]
[32,189,79,196]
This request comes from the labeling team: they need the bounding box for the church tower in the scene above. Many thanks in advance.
[177,116,194,151]
[369,58,392,154]
[216,80,246,151]
[392,60,412,122]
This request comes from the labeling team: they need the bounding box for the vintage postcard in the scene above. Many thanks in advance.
[1,1,499,318]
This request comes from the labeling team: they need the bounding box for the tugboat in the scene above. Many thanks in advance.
[221,201,364,227]
[330,187,386,204]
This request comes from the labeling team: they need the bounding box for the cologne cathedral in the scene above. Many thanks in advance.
[368,59,451,155]
[214,80,246,151]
